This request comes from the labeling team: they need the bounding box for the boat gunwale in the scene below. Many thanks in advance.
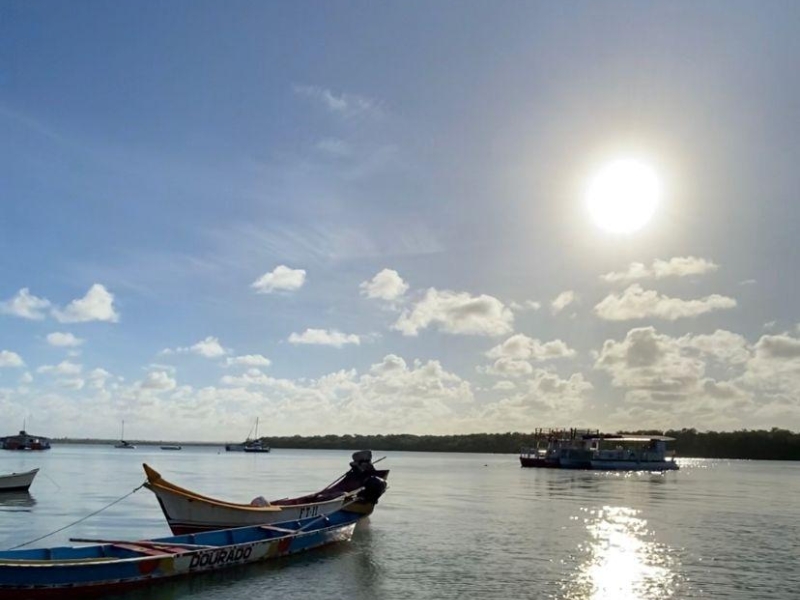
[143,463,353,512]
[0,518,353,568]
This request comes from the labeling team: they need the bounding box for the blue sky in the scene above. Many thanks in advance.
[2,1,800,441]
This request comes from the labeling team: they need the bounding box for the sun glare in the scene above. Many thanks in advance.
[586,159,661,234]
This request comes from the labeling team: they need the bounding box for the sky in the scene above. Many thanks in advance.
[2,1,800,442]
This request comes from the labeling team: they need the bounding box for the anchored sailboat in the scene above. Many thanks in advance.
[225,417,270,453]
[114,420,136,449]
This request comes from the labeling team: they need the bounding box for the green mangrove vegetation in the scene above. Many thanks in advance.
[254,428,800,460]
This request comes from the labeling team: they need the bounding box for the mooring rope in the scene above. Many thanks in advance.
[7,482,146,550]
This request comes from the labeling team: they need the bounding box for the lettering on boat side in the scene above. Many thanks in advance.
[298,505,320,519]
[189,545,254,569]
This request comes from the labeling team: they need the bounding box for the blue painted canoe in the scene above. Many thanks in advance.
[0,506,368,599]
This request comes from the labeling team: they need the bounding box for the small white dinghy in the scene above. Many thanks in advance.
[0,467,38,492]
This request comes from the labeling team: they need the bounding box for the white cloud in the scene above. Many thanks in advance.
[288,329,361,348]
[19,371,33,384]
[59,378,85,390]
[481,334,576,378]
[251,265,306,294]
[510,300,541,312]
[46,332,84,347]
[53,284,119,323]
[486,334,576,361]
[493,380,516,391]
[190,337,228,358]
[87,368,112,390]
[37,361,83,376]
[140,370,177,391]
[225,355,272,368]
[601,256,719,283]
[393,288,513,336]
[0,288,51,320]
[594,284,737,321]
[162,336,229,358]
[0,350,24,368]
[551,291,576,314]
[476,369,593,429]
[294,85,381,119]
[360,268,409,301]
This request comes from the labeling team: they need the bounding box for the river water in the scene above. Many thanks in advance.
[1,445,798,599]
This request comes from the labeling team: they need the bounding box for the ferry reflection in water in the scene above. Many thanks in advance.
[562,506,681,600]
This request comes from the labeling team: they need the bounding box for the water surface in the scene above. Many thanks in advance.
[1,446,798,599]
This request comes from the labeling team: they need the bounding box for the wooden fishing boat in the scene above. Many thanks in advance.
[144,450,390,534]
[0,505,372,599]
[0,468,39,492]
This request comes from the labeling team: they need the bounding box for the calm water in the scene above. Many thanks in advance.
[1,446,798,599]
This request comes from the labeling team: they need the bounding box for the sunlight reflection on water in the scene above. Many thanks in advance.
[561,506,680,600]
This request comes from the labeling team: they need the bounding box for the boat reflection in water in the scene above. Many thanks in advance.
[562,506,682,599]
[0,491,36,511]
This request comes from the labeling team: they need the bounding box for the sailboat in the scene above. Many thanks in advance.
[225,418,270,453]
[114,420,136,449]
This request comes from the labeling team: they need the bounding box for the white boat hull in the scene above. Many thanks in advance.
[0,468,38,492]
[589,459,679,471]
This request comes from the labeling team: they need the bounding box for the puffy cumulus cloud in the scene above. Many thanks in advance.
[217,354,473,434]
[551,291,576,314]
[740,333,800,399]
[360,269,409,301]
[0,350,24,368]
[680,330,751,365]
[595,327,706,396]
[37,361,82,376]
[19,372,33,384]
[592,327,767,429]
[53,284,119,323]
[601,256,718,283]
[594,284,736,321]
[481,334,576,378]
[225,354,272,368]
[46,332,84,347]
[163,336,229,358]
[473,369,593,430]
[251,265,306,294]
[87,368,112,390]
[393,289,513,336]
[486,334,576,361]
[0,288,51,320]
[140,370,177,391]
[288,329,360,348]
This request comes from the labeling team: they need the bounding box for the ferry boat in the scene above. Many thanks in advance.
[1,430,51,451]
[521,430,679,471]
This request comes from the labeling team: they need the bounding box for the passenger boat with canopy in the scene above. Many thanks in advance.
[520,430,679,471]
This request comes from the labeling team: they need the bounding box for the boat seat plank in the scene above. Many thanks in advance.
[258,525,296,534]
[113,542,189,556]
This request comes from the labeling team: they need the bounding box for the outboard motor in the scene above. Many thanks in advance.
[350,450,376,473]
[357,475,388,505]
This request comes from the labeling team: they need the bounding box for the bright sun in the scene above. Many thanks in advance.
[586,159,661,234]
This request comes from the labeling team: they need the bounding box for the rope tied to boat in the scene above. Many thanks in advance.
[6,482,146,550]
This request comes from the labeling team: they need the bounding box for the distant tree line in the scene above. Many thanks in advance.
[255,428,800,460]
